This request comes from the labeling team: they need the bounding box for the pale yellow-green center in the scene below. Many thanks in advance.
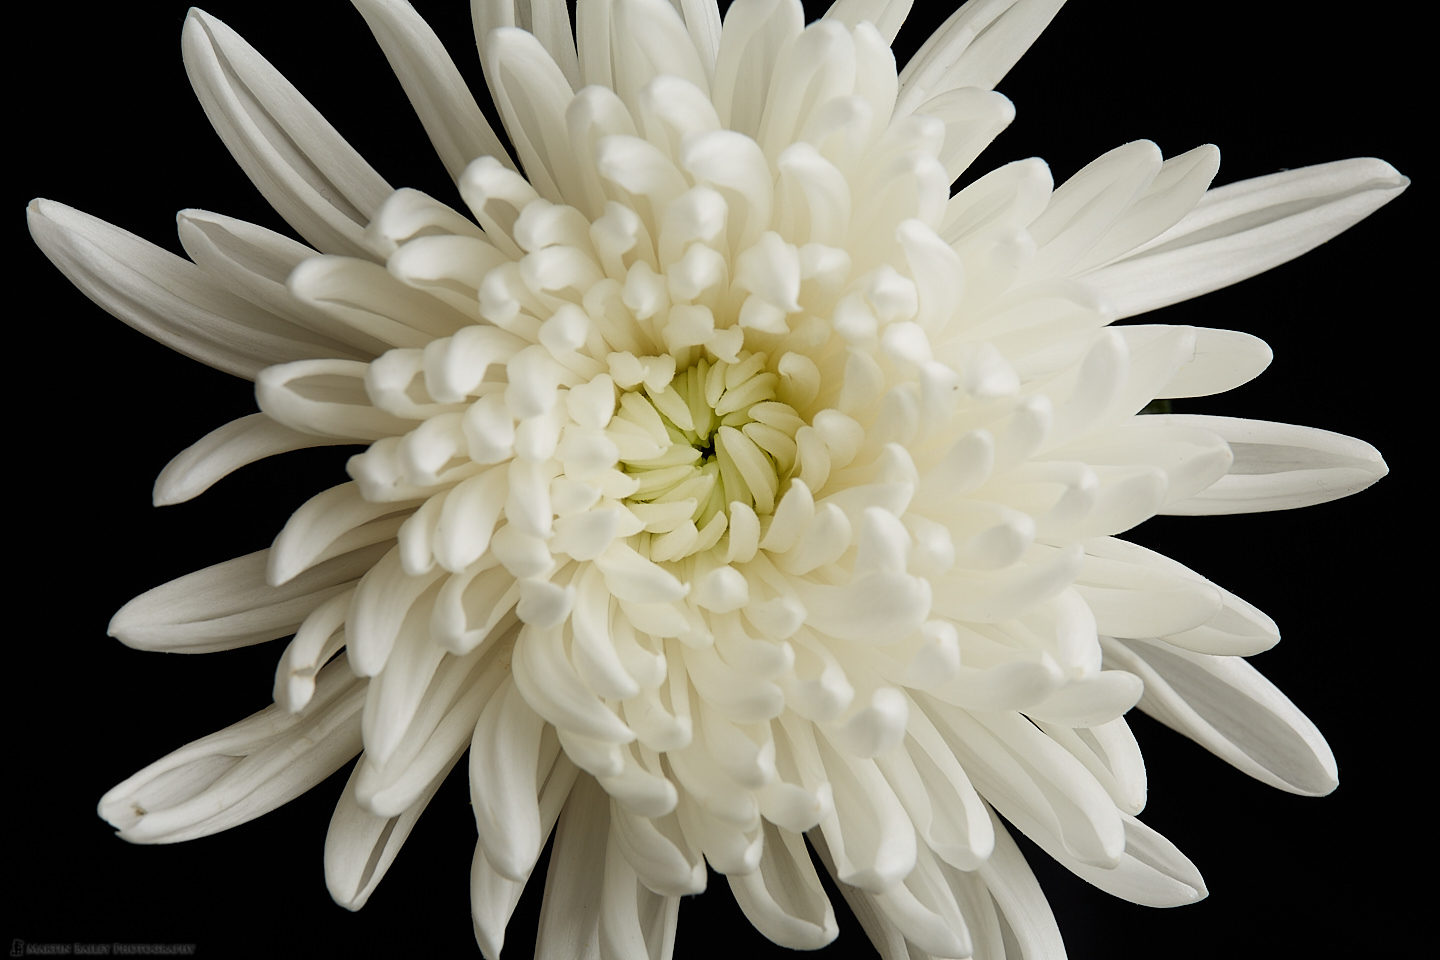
[615,353,804,561]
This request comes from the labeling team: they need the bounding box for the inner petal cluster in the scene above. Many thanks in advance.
[613,353,805,561]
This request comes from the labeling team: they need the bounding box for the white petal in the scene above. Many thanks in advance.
[365,187,489,258]
[470,734,577,956]
[27,200,332,379]
[1023,670,1144,728]
[1026,808,1207,908]
[535,775,610,959]
[1150,326,1272,399]
[470,678,555,879]
[1035,717,1147,816]
[1160,415,1387,514]
[1025,140,1163,279]
[484,27,582,205]
[926,698,1125,868]
[346,547,446,676]
[1069,143,1221,274]
[1105,636,1339,796]
[474,0,582,88]
[1073,537,1223,640]
[273,590,351,713]
[287,255,473,347]
[609,803,707,896]
[181,10,391,256]
[916,86,1016,184]
[153,413,348,506]
[256,358,417,440]
[358,613,453,769]
[811,731,916,891]
[610,0,710,116]
[109,544,386,653]
[352,0,514,181]
[598,828,680,960]
[325,743,451,910]
[176,210,378,357]
[388,234,509,316]
[1162,583,1280,658]
[672,0,723,75]
[899,0,1065,108]
[1085,157,1408,319]
[876,708,994,870]
[470,845,528,960]
[942,155,1053,247]
[728,821,838,949]
[824,0,913,42]
[711,0,805,138]
[977,815,1067,959]
[99,659,364,843]
[269,481,415,585]
[358,649,506,815]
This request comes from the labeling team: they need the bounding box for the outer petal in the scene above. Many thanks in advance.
[824,0,914,43]
[977,816,1067,958]
[98,659,364,843]
[1084,158,1408,319]
[473,0,582,88]
[728,821,839,949]
[897,0,1065,110]
[27,200,336,379]
[108,544,389,653]
[176,209,389,358]
[325,743,453,909]
[352,0,515,182]
[182,9,392,257]
[1158,415,1388,515]
[153,413,353,506]
[1104,636,1339,796]
[534,775,609,959]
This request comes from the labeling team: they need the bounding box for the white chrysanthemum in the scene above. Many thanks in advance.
[27,0,1405,957]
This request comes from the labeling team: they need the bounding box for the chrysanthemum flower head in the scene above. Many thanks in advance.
[28,0,1405,956]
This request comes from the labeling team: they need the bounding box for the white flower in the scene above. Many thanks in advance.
[25,0,1406,957]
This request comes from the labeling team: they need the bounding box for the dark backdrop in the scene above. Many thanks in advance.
[12,2,1419,958]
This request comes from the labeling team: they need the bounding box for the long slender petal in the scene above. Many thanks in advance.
[182,9,392,256]
[1105,636,1339,796]
[99,659,364,843]
[28,200,335,379]
[324,745,453,909]
[109,544,388,653]
[1085,158,1408,319]
[352,0,515,181]
[154,413,353,506]
[1159,415,1388,515]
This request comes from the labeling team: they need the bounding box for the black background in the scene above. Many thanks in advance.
[10,2,1421,958]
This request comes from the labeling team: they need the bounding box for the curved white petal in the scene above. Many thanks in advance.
[824,0,914,43]
[325,740,452,910]
[176,210,376,357]
[473,0,582,88]
[1105,636,1339,796]
[108,544,387,653]
[728,821,838,949]
[898,0,1066,109]
[353,0,515,182]
[976,815,1067,959]
[28,200,335,379]
[181,9,392,256]
[154,413,351,506]
[534,775,610,959]
[1159,415,1388,514]
[1084,157,1408,319]
[100,659,364,843]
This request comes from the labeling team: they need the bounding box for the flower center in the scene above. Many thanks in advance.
[610,352,804,562]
